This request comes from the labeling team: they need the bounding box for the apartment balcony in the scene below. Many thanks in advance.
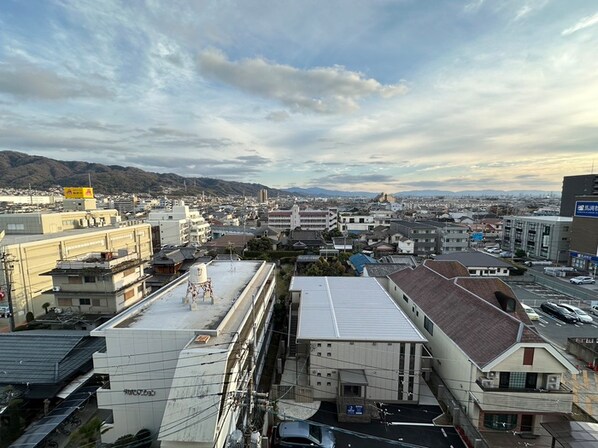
[473,380,573,414]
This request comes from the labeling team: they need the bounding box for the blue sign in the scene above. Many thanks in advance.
[575,201,598,218]
[471,232,484,241]
[346,405,364,415]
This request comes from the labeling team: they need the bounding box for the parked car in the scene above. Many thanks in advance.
[569,276,595,285]
[499,251,514,258]
[557,304,594,323]
[540,302,579,323]
[525,260,553,267]
[521,303,540,321]
[272,421,336,448]
[0,305,11,318]
[592,305,598,316]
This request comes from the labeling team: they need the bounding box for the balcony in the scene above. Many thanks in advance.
[474,380,573,414]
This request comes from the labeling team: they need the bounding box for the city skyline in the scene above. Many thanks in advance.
[0,1,597,192]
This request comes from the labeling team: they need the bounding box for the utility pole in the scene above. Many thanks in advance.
[1,253,16,331]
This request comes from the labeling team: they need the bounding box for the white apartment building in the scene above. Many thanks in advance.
[287,277,428,421]
[146,202,211,247]
[91,260,276,447]
[267,204,337,231]
[338,213,375,234]
[502,216,572,262]
[388,261,577,437]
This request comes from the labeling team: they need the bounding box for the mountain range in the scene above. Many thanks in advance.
[0,151,279,197]
[284,187,557,198]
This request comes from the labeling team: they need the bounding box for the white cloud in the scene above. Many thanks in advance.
[562,12,598,35]
[197,49,407,114]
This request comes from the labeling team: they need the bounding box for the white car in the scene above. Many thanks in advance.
[569,276,595,285]
[521,304,540,321]
[592,305,598,316]
[558,304,594,323]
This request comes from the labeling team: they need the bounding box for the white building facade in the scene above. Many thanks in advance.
[502,216,572,262]
[91,260,276,447]
[267,204,337,231]
[146,202,211,247]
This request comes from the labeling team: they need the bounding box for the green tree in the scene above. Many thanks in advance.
[247,236,272,252]
[515,249,526,258]
[69,417,103,447]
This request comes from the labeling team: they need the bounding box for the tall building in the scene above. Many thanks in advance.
[91,260,276,447]
[502,216,572,262]
[417,220,469,253]
[560,174,598,217]
[389,220,437,256]
[0,222,153,325]
[258,188,268,203]
[267,204,337,231]
[145,202,210,247]
[569,195,598,274]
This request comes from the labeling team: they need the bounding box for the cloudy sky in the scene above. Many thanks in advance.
[0,0,597,192]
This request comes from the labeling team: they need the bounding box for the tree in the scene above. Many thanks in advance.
[247,236,272,252]
[69,417,103,447]
[515,249,526,258]
[114,434,136,447]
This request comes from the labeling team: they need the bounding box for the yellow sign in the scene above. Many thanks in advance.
[64,187,94,199]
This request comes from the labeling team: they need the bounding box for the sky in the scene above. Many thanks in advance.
[0,0,597,193]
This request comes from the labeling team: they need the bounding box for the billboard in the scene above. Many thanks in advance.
[574,201,598,218]
[64,187,94,199]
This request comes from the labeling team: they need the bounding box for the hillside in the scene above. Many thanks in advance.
[0,151,279,196]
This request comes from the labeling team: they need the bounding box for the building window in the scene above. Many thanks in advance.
[523,348,534,366]
[327,343,332,347]
[84,275,96,283]
[124,289,135,300]
[317,343,322,347]
[327,352,331,357]
[327,373,332,377]
[68,277,83,284]
[343,385,361,397]
[92,299,101,307]
[424,316,434,336]
[403,294,409,303]
[483,414,517,431]
[317,352,321,357]
[327,382,332,386]
[58,298,72,306]
[79,298,91,305]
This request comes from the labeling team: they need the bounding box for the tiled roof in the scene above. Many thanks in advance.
[363,264,410,278]
[388,263,543,368]
[423,260,470,278]
[0,331,105,385]
[435,251,511,268]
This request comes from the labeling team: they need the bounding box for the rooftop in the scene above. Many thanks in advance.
[435,251,512,268]
[94,260,264,332]
[290,276,426,343]
[505,215,573,222]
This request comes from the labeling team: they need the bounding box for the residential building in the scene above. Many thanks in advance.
[435,251,511,277]
[417,220,469,253]
[0,209,119,235]
[46,250,149,314]
[388,261,577,437]
[258,188,268,203]
[146,202,210,247]
[287,277,428,421]
[569,195,598,275]
[91,260,276,446]
[502,216,572,262]
[0,223,153,326]
[267,204,337,231]
[389,220,437,256]
[338,213,375,234]
[560,174,598,217]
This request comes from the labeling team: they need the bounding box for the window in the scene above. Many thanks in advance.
[84,275,96,283]
[424,316,434,336]
[79,298,91,305]
[327,343,332,347]
[523,348,534,366]
[484,414,517,430]
[403,294,409,303]
[124,289,135,300]
[68,277,83,284]
[92,299,102,307]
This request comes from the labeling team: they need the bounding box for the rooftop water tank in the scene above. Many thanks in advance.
[189,263,208,284]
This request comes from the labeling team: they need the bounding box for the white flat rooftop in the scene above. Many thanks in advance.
[108,261,262,331]
[290,276,426,343]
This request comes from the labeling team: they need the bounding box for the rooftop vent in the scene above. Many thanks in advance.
[194,335,210,344]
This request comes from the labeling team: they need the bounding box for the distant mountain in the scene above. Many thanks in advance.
[283,187,378,198]
[394,189,558,197]
[0,151,283,197]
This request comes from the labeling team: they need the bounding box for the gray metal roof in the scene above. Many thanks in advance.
[290,276,426,343]
[0,331,104,385]
[363,264,410,278]
[434,251,511,268]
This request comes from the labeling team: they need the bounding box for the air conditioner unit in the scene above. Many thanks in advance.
[486,371,496,379]
[547,375,559,383]
[52,286,61,292]
[481,379,493,388]
[547,383,559,390]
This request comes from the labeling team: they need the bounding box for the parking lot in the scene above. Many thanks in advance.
[308,402,466,448]
[509,282,598,347]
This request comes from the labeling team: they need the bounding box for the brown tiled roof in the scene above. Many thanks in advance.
[389,263,543,368]
[423,260,469,278]
[455,277,535,326]
[204,234,253,248]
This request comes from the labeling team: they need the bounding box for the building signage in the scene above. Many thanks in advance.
[123,389,156,396]
[64,187,94,199]
[572,338,597,344]
[574,201,598,218]
[471,232,484,242]
[346,405,364,415]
